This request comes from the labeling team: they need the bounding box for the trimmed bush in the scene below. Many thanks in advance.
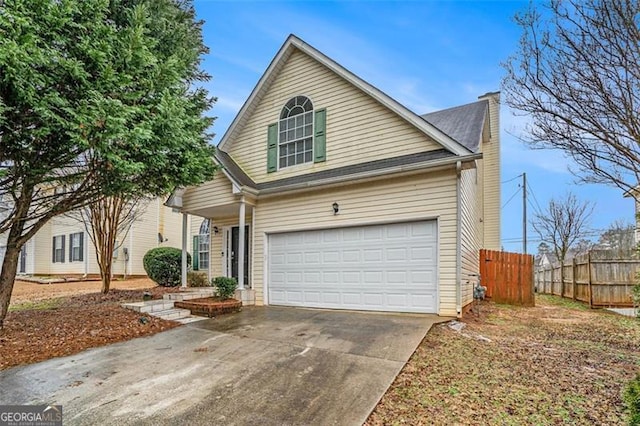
[212,276,237,300]
[187,271,210,287]
[625,373,640,426]
[143,247,191,287]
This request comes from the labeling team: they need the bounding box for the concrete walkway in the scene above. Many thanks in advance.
[0,307,446,425]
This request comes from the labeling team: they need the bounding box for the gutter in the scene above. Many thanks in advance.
[456,160,462,317]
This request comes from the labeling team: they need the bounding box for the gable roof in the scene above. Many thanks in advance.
[217,34,472,157]
[421,100,488,153]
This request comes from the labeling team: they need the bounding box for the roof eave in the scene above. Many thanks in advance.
[257,152,481,196]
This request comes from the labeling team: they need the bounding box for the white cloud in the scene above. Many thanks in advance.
[215,96,244,113]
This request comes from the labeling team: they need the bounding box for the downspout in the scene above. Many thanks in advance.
[456,161,462,317]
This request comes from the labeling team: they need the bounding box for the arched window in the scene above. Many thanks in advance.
[198,219,210,270]
[278,96,313,168]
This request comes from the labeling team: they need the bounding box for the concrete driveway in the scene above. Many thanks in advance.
[0,307,445,425]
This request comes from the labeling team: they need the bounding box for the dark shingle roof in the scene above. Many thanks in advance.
[421,100,488,153]
[214,99,488,193]
[257,149,454,191]
[214,148,256,188]
[214,148,456,192]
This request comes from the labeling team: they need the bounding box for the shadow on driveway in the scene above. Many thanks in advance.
[0,307,447,425]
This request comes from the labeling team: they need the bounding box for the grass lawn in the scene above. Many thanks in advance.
[367,295,640,425]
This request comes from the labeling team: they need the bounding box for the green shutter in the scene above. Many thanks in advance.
[192,235,199,271]
[79,233,84,262]
[267,123,278,173]
[314,108,326,163]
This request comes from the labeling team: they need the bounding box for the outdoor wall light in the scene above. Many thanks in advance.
[332,202,339,215]
[213,226,219,234]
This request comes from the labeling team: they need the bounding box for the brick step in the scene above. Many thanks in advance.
[175,298,242,318]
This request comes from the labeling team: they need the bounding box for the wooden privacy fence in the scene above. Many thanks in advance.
[535,250,638,307]
[480,249,535,306]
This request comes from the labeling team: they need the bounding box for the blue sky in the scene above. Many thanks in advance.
[193,0,634,253]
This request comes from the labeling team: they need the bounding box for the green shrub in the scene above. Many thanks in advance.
[212,276,237,300]
[624,373,640,425]
[143,247,191,287]
[187,271,210,287]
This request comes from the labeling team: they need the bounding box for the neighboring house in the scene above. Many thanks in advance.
[537,252,557,268]
[16,198,183,277]
[168,35,501,317]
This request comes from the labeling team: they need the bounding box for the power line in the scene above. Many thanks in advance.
[502,186,521,210]
[501,174,523,184]
[526,181,543,213]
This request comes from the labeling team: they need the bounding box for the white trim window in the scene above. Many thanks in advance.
[198,219,210,270]
[279,96,313,168]
[69,232,84,262]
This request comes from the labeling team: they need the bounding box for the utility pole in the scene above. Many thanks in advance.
[523,172,527,254]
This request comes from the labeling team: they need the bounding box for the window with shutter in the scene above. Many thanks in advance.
[277,96,317,168]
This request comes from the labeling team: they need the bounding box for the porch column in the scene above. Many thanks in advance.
[181,213,187,288]
[238,197,245,290]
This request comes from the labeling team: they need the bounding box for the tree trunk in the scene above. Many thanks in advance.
[0,245,21,330]
[89,197,122,295]
[100,262,111,294]
[98,239,114,294]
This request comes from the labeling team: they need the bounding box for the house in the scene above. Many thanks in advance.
[537,252,557,268]
[168,35,501,317]
[15,197,184,278]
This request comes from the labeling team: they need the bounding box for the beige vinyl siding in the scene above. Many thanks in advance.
[252,168,459,316]
[227,49,444,183]
[479,93,501,250]
[459,168,481,308]
[183,172,237,214]
[32,222,52,275]
[46,215,97,275]
[126,199,183,276]
[28,197,182,277]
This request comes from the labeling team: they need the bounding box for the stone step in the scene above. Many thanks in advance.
[122,299,175,313]
[175,315,208,324]
[154,308,192,321]
[164,289,216,301]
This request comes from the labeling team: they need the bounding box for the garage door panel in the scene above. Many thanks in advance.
[268,221,437,313]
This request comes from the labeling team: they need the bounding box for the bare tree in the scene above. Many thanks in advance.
[572,239,595,255]
[532,192,593,272]
[503,0,640,196]
[72,196,147,294]
[596,219,636,252]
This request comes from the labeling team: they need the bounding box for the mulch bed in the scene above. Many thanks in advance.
[0,287,182,371]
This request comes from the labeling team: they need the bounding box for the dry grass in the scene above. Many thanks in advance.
[367,295,640,425]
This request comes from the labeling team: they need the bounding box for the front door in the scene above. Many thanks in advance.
[231,226,249,287]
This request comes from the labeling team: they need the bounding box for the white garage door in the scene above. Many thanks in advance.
[268,221,438,313]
